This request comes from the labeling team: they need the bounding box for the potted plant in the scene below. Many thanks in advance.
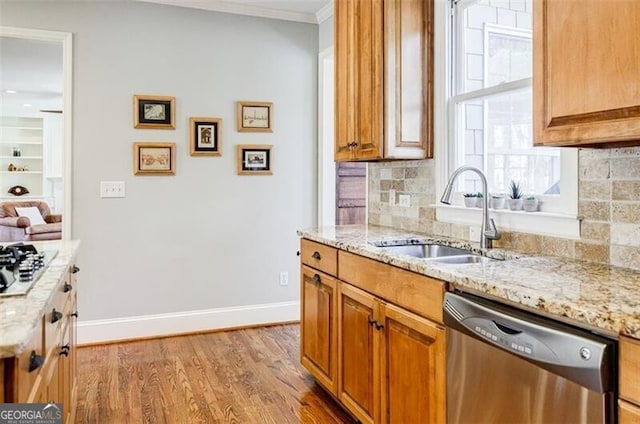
[523,195,538,212]
[490,194,505,209]
[507,180,523,211]
[463,193,478,208]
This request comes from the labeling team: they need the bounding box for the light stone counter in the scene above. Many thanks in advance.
[298,225,640,339]
[0,240,80,358]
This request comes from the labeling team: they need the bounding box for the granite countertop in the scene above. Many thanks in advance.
[298,225,640,340]
[0,240,80,358]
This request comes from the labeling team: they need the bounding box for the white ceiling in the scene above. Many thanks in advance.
[0,37,63,117]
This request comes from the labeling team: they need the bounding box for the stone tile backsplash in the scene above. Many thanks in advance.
[368,147,640,270]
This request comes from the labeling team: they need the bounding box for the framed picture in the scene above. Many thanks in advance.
[236,101,273,132]
[133,95,175,129]
[133,142,176,175]
[190,117,221,156]
[236,144,273,175]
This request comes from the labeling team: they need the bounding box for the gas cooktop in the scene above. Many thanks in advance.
[0,243,58,297]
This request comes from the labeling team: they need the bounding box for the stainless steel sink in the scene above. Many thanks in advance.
[371,241,498,264]
[374,244,471,259]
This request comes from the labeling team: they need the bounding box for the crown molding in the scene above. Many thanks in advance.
[315,0,334,23]
[138,0,319,24]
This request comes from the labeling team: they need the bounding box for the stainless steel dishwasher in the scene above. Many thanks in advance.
[444,292,617,424]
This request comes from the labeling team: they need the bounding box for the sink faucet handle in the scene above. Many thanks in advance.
[485,218,501,240]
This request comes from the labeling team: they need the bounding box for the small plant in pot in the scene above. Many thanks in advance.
[463,193,478,208]
[490,193,505,209]
[507,180,523,211]
[523,195,538,212]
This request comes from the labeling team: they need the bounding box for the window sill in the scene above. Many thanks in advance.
[434,204,581,239]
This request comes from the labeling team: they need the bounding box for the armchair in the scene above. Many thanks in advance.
[0,201,62,242]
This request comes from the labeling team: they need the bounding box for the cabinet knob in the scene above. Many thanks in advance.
[72,265,80,274]
[72,311,79,318]
[63,282,73,293]
[296,250,300,256]
[347,141,358,148]
[375,322,384,330]
[368,317,376,327]
[312,274,321,285]
[312,251,322,260]
[28,350,44,372]
[51,308,63,324]
[60,344,70,357]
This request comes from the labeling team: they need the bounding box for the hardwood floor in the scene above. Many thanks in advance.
[75,324,355,424]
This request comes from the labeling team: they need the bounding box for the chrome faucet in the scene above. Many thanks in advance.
[440,166,500,249]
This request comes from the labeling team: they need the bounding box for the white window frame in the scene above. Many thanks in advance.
[434,0,580,239]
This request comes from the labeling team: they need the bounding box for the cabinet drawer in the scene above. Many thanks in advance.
[300,239,338,277]
[338,250,446,324]
[13,318,45,402]
[620,336,640,404]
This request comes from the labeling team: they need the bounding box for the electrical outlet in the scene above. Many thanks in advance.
[279,271,289,286]
[398,194,411,207]
[100,181,125,198]
[389,189,396,206]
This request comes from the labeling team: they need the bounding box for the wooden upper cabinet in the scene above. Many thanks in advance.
[533,0,640,147]
[335,0,433,161]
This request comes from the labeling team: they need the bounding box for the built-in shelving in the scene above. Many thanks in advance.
[0,117,45,197]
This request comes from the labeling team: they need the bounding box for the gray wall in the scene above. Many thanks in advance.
[318,15,333,51]
[1,1,318,320]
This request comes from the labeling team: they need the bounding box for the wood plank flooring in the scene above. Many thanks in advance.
[75,324,355,424]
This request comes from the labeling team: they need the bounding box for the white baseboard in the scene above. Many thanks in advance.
[77,301,300,345]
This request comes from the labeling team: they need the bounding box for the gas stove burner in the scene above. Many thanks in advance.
[0,243,58,296]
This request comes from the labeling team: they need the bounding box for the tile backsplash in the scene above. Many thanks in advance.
[368,147,640,270]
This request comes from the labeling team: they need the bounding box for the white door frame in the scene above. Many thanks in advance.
[317,46,335,227]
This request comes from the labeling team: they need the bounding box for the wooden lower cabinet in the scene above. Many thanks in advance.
[338,283,446,424]
[300,265,338,395]
[620,399,640,423]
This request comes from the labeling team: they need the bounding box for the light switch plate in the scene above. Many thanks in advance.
[100,181,125,198]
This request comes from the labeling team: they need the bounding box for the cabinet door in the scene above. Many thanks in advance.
[335,0,384,161]
[620,399,640,424]
[533,0,640,147]
[338,283,379,424]
[300,265,338,395]
[384,0,433,159]
[380,303,446,424]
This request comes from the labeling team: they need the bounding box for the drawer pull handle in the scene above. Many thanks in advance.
[60,344,70,357]
[72,311,79,318]
[312,251,322,260]
[375,322,384,330]
[63,282,73,293]
[51,308,63,324]
[72,265,80,274]
[312,274,321,285]
[368,317,376,327]
[29,351,44,372]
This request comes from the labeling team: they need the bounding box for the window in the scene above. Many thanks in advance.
[436,0,578,238]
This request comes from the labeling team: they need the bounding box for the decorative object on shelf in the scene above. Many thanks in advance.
[490,194,505,209]
[236,144,273,175]
[133,142,176,175]
[463,193,478,208]
[133,95,176,129]
[507,180,523,211]
[7,163,16,171]
[8,185,29,196]
[523,195,538,212]
[236,101,273,133]
[189,117,221,156]
[11,147,21,157]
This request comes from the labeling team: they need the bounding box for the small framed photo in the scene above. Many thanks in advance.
[190,117,221,156]
[133,142,176,175]
[236,101,273,132]
[236,144,273,175]
[133,95,175,129]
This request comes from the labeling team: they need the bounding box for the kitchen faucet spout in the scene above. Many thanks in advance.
[440,166,500,249]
